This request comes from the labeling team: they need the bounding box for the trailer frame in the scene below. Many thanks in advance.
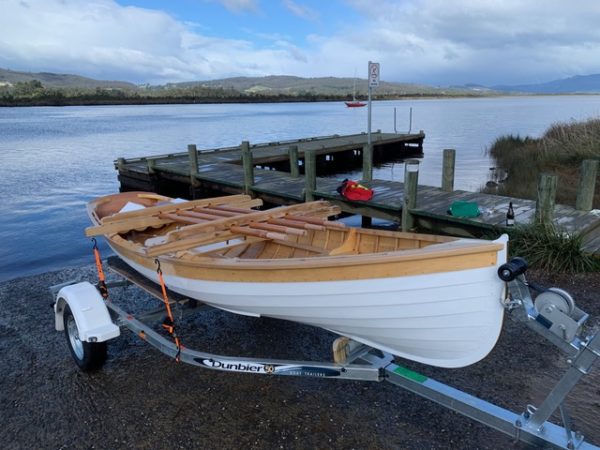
[51,256,600,449]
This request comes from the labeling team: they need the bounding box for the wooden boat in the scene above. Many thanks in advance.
[86,191,508,368]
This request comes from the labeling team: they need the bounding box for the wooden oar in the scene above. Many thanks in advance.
[201,207,239,217]
[177,210,224,221]
[159,213,205,225]
[268,217,325,231]
[102,194,254,223]
[165,201,331,242]
[286,214,346,229]
[248,222,306,236]
[86,196,262,237]
[146,201,332,256]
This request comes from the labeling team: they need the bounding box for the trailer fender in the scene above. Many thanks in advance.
[54,281,120,342]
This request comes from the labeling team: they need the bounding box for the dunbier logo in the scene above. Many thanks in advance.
[200,359,266,373]
[197,358,342,378]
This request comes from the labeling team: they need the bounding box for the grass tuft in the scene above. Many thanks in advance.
[506,224,600,273]
[484,118,600,206]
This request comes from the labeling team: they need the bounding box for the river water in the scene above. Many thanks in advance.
[1,95,600,282]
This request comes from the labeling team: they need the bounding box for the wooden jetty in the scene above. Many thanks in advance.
[115,132,600,253]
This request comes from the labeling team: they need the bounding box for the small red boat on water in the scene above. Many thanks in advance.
[345,100,366,108]
[345,76,366,107]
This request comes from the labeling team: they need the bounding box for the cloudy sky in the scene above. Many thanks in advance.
[2,0,600,86]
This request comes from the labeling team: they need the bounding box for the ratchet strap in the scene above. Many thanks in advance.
[91,238,109,299]
[155,259,182,362]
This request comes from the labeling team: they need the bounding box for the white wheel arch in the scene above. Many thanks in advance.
[54,282,120,342]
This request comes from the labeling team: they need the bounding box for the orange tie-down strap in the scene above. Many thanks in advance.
[155,259,182,362]
[92,238,108,299]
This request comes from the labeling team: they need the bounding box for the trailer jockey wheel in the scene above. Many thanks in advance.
[63,304,107,371]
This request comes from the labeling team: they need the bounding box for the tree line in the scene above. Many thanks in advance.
[0,80,482,106]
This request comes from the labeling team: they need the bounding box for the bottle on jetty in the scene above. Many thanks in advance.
[506,202,515,226]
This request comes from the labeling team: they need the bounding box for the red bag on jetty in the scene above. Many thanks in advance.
[336,179,374,201]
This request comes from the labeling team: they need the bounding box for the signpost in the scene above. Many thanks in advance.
[367,61,379,145]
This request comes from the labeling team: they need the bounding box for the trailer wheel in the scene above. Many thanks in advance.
[63,304,107,371]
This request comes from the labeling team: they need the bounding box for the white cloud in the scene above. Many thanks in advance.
[2,0,600,85]
[338,0,600,84]
[0,0,303,83]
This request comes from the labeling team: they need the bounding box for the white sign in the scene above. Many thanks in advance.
[368,61,380,87]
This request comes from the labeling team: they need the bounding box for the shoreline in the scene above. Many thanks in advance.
[2,92,598,108]
[4,92,596,108]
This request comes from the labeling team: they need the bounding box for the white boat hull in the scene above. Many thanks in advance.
[117,238,506,368]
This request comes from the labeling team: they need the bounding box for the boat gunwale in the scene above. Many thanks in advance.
[105,232,503,271]
[88,191,504,271]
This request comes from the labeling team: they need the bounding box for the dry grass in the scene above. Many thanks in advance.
[484,118,600,207]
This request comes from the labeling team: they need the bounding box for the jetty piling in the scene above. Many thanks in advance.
[288,145,299,178]
[402,159,420,232]
[442,149,456,192]
[188,144,199,187]
[535,173,558,225]
[304,149,317,202]
[241,141,254,195]
[576,159,598,211]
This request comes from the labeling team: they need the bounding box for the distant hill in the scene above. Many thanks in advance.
[3,67,600,96]
[166,75,479,97]
[0,68,136,89]
[492,74,600,94]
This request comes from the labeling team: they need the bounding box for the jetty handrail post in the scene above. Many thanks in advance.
[535,173,558,225]
[575,159,598,211]
[441,149,456,192]
[187,144,199,187]
[402,159,420,232]
[241,141,254,195]
[304,149,317,202]
[288,145,299,178]
[362,144,373,182]
[146,158,156,175]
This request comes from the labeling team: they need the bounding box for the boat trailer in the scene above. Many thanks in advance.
[51,256,600,449]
